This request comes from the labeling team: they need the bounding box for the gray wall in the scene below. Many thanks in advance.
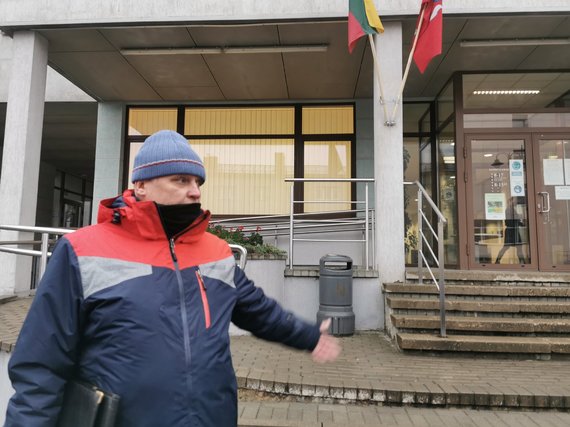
[1,0,568,28]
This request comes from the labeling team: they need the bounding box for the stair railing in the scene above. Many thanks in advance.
[404,181,448,338]
[285,178,375,270]
[0,224,248,289]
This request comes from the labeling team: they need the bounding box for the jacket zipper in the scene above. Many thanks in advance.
[195,269,211,329]
[169,239,192,368]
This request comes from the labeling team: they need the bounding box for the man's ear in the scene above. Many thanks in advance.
[133,181,146,199]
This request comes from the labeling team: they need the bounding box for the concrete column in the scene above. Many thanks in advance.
[91,102,125,224]
[373,23,405,283]
[0,31,48,296]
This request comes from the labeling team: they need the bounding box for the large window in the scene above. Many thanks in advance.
[126,105,354,215]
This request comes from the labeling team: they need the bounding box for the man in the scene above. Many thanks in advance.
[5,130,340,427]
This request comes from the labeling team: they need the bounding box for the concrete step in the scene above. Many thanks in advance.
[387,296,570,314]
[391,314,570,333]
[405,269,570,286]
[384,283,570,297]
[397,333,570,354]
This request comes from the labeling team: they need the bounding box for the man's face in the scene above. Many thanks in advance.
[134,174,202,205]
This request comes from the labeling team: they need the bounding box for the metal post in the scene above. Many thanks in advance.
[289,183,294,269]
[438,219,447,337]
[417,189,423,285]
[39,232,49,279]
[365,183,369,270]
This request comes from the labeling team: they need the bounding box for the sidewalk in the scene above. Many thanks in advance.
[237,401,570,427]
[3,297,570,426]
[231,332,570,410]
[232,332,570,426]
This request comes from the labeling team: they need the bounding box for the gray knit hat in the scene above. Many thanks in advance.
[131,130,206,183]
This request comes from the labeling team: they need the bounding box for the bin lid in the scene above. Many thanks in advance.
[319,254,353,274]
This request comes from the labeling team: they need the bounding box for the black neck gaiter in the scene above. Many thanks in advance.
[156,203,202,240]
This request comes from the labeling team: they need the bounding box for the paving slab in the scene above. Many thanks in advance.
[231,331,570,410]
[238,401,570,427]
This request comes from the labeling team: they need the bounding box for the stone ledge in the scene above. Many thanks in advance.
[247,254,287,261]
[236,378,570,410]
[285,267,379,279]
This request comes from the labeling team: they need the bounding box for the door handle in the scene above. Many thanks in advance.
[538,192,551,213]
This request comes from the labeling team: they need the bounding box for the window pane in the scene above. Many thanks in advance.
[403,103,431,133]
[304,141,351,213]
[404,138,420,264]
[438,122,458,266]
[128,139,295,213]
[464,112,570,128]
[126,142,143,186]
[128,108,177,136]
[437,80,454,127]
[185,107,294,135]
[302,106,354,134]
[192,139,294,215]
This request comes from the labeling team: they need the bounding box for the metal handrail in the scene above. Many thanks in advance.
[0,225,248,286]
[285,178,375,270]
[403,181,448,338]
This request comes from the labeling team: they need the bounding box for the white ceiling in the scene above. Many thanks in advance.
[1,14,570,178]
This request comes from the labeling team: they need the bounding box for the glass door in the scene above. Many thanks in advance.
[465,135,536,269]
[532,134,570,271]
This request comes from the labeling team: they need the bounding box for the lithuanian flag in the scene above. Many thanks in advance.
[348,0,384,53]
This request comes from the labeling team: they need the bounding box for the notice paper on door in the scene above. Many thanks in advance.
[555,186,570,200]
[509,159,525,197]
[543,159,564,185]
[484,193,506,220]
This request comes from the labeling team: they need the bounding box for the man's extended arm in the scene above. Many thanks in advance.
[231,267,340,361]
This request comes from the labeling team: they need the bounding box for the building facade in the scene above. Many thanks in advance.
[1,1,570,296]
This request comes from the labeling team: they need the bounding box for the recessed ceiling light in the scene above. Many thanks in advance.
[483,153,493,157]
[473,90,540,95]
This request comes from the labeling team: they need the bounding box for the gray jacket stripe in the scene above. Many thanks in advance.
[199,255,235,288]
[78,256,153,298]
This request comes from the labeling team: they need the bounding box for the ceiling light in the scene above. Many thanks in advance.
[473,90,540,95]
[460,38,570,48]
[483,153,493,157]
[120,44,328,56]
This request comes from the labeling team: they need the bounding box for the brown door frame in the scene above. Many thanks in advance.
[464,133,539,270]
[531,132,570,272]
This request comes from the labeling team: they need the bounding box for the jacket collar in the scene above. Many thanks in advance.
[98,189,211,242]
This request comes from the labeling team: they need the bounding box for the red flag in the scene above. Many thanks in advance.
[413,0,443,73]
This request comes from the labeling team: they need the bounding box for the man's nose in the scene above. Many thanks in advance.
[188,183,201,198]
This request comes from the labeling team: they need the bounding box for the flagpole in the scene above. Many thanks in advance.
[367,34,390,125]
[389,5,427,125]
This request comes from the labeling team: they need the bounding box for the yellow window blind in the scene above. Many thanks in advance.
[128,108,177,136]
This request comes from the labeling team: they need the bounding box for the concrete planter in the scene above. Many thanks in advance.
[229,256,287,336]
[230,257,383,334]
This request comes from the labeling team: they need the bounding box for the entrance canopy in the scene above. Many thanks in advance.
[0,14,569,179]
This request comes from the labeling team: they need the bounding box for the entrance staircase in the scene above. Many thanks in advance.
[384,270,570,357]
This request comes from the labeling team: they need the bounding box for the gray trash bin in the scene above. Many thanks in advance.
[316,254,355,336]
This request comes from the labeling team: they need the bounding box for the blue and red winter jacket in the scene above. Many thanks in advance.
[5,190,320,427]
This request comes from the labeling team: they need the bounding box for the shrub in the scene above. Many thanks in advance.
[207,225,286,257]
